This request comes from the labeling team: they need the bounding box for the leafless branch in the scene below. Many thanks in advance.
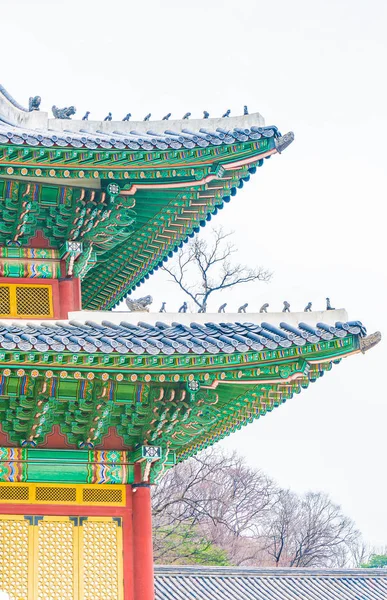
[152,448,364,567]
[161,226,272,311]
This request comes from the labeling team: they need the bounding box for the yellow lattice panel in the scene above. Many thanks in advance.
[0,285,11,317]
[0,483,125,506]
[15,284,53,317]
[35,485,77,503]
[0,283,53,318]
[82,486,123,505]
[0,483,30,502]
[0,515,32,600]
[79,517,123,600]
[34,516,77,600]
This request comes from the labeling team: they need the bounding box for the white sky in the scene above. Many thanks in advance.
[1,0,386,547]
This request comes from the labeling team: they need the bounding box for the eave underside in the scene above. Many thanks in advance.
[0,113,290,309]
[0,329,364,461]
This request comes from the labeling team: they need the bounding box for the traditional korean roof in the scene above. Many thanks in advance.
[0,310,380,460]
[154,566,387,600]
[0,110,281,153]
[0,85,294,310]
[0,315,367,355]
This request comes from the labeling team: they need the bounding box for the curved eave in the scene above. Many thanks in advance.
[0,85,294,310]
[82,144,282,310]
[0,319,378,458]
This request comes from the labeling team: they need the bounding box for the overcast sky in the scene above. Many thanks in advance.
[2,0,386,548]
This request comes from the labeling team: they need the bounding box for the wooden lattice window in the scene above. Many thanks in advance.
[0,483,125,506]
[0,485,30,501]
[82,488,123,504]
[0,285,11,316]
[0,283,53,318]
[35,486,77,503]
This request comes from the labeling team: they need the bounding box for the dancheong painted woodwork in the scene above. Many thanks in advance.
[0,313,379,473]
[0,85,380,600]
[0,86,294,312]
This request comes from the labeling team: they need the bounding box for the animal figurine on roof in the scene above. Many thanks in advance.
[126,295,153,312]
[159,302,166,313]
[123,113,131,121]
[244,105,249,115]
[28,96,41,111]
[326,297,335,310]
[52,105,76,119]
[222,109,231,118]
[178,302,188,313]
[282,301,291,313]
[218,303,227,313]
[104,112,112,121]
[144,113,151,121]
[162,113,171,120]
[238,303,248,313]
[82,111,90,120]
[304,302,312,312]
[183,112,191,120]
[260,303,269,313]
[203,111,209,119]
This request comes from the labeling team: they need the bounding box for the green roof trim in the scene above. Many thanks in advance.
[0,331,365,462]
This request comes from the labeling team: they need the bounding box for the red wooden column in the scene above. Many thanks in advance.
[58,277,82,318]
[132,484,155,600]
[123,486,135,600]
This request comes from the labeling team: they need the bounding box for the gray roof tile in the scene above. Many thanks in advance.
[0,319,366,355]
[154,566,387,600]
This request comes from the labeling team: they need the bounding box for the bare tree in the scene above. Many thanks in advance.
[152,448,275,564]
[264,490,362,568]
[161,227,272,312]
[152,449,365,568]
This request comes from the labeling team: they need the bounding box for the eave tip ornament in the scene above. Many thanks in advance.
[275,131,295,153]
[359,331,382,353]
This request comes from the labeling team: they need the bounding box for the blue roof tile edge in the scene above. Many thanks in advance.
[0,319,366,355]
[0,119,281,151]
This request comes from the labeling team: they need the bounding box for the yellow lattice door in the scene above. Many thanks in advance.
[34,516,78,600]
[79,517,123,600]
[0,514,123,600]
[0,515,32,600]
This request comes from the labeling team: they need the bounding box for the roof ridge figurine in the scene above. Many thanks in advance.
[82,111,90,121]
[104,112,112,121]
[183,112,191,120]
[238,303,248,313]
[218,303,227,313]
[125,295,153,312]
[203,111,209,119]
[52,105,76,119]
[159,302,166,313]
[304,302,312,312]
[122,113,131,121]
[178,302,188,313]
[326,297,335,310]
[162,113,171,120]
[28,96,41,111]
[222,109,231,118]
[244,105,249,115]
[282,301,290,312]
[260,303,269,313]
[144,113,151,121]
